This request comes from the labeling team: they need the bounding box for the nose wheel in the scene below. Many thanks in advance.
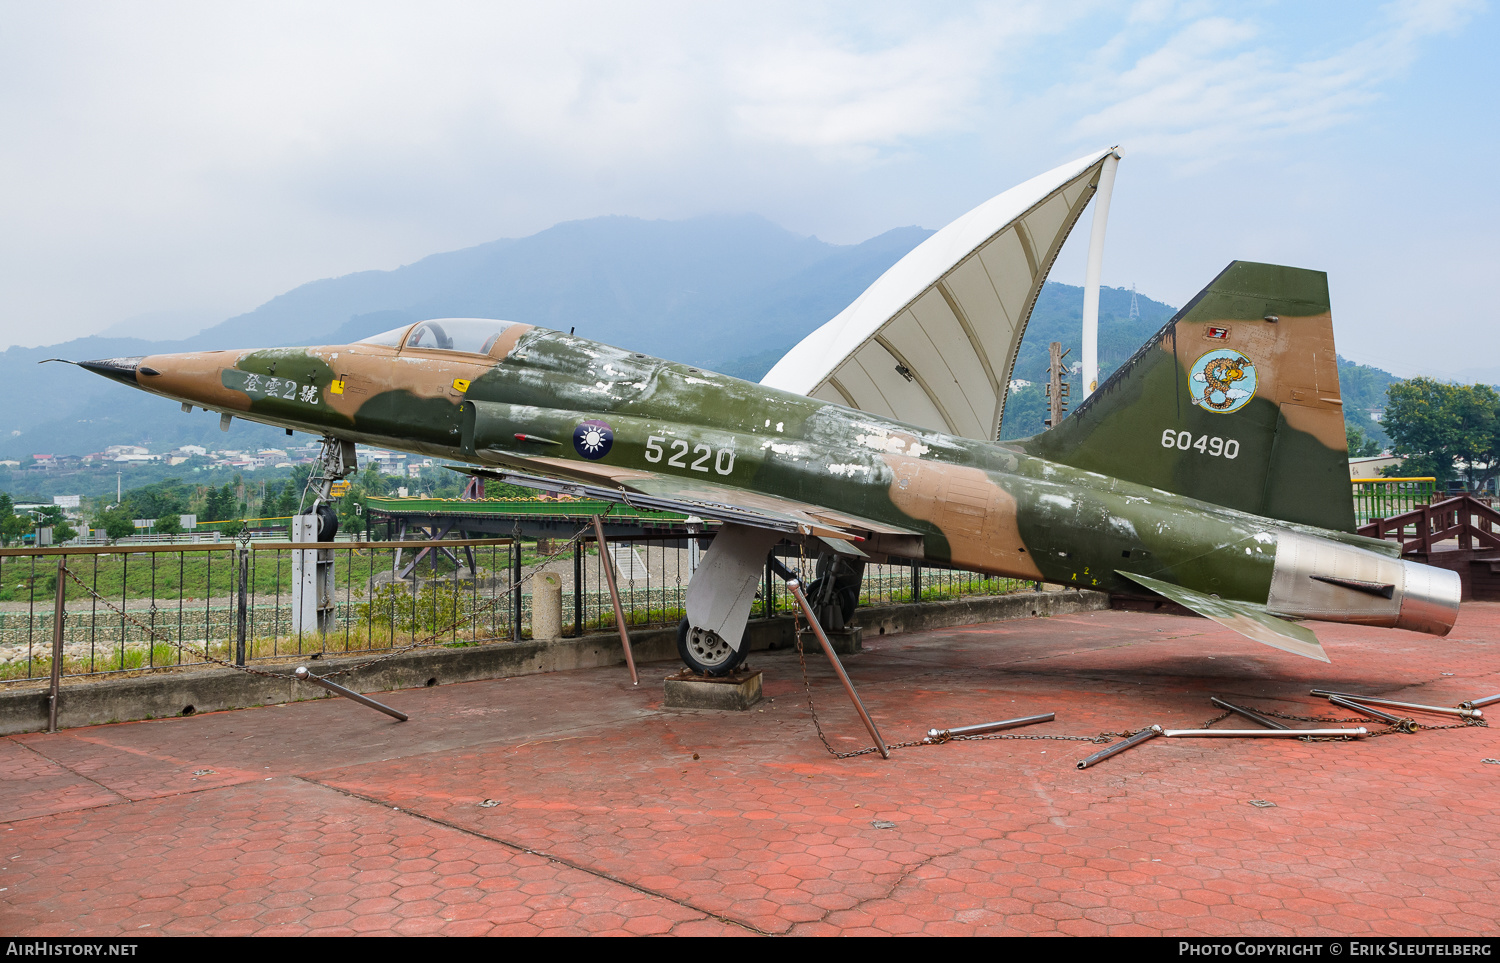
[677,618,747,676]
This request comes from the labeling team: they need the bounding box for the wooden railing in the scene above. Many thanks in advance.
[1356,495,1500,556]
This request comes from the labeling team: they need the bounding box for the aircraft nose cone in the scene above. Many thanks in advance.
[78,357,146,385]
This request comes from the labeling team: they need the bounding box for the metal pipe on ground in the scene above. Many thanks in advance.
[925,713,1054,744]
[1210,697,1289,730]
[1461,693,1500,710]
[1328,695,1411,728]
[294,666,408,722]
[1161,728,1367,738]
[1309,689,1482,720]
[1077,726,1160,769]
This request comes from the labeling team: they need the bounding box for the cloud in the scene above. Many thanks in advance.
[1066,0,1484,167]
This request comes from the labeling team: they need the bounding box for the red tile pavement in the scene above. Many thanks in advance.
[2,604,1498,936]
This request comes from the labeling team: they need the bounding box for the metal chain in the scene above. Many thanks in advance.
[61,564,287,680]
[1228,701,1486,739]
[787,584,1161,756]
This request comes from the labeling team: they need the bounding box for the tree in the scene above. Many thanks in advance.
[1,492,30,546]
[156,513,183,536]
[1346,424,1382,458]
[202,483,236,522]
[91,507,135,542]
[1381,378,1500,490]
[35,505,77,544]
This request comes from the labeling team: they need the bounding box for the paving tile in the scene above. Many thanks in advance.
[4,604,1500,936]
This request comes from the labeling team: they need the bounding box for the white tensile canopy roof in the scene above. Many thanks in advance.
[761,148,1117,441]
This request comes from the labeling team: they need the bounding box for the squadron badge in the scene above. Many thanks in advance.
[1189,349,1256,414]
[573,420,614,459]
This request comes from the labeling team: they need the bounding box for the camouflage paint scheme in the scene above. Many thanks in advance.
[82,261,1450,654]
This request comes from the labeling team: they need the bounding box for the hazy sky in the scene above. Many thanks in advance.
[2,0,1494,377]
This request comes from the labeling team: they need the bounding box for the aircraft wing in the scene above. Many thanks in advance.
[464,462,923,550]
[1117,571,1329,663]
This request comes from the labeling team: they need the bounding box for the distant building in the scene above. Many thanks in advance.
[1349,454,1404,479]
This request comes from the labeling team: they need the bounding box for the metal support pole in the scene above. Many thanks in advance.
[925,712,1053,744]
[511,534,522,642]
[1081,150,1120,398]
[786,577,889,759]
[1210,696,1289,730]
[1077,725,1160,769]
[573,540,583,637]
[910,559,920,603]
[1162,728,1367,738]
[1310,689,1482,719]
[47,557,65,733]
[294,666,407,721]
[1329,695,1412,730]
[591,515,638,685]
[235,546,248,666]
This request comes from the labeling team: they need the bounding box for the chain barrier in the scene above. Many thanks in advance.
[787,576,1169,759]
[54,518,601,684]
[1227,701,1486,740]
[785,557,1481,758]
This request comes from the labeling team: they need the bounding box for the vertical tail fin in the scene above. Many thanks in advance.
[1018,261,1354,532]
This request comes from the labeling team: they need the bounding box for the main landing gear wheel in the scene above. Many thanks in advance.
[677,618,748,676]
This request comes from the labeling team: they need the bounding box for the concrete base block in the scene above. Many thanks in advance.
[663,669,763,711]
[802,626,862,654]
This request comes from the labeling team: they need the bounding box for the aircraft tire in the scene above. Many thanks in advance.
[677,617,748,676]
[806,577,858,624]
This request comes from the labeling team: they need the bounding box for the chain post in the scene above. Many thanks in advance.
[235,533,250,666]
[48,556,65,733]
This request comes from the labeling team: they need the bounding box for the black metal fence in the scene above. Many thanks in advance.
[0,533,1030,685]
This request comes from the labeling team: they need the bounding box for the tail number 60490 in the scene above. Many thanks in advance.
[1161,429,1239,459]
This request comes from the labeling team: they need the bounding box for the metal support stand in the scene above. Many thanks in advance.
[784,576,889,759]
[294,666,407,722]
[592,515,638,685]
[47,557,65,733]
[292,436,356,637]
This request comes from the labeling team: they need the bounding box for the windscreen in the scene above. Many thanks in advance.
[356,326,412,347]
[403,319,519,355]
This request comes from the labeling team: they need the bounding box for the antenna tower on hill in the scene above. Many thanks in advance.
[1129,283,1140,320]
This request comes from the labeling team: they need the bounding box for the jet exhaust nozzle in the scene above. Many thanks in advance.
[1267,530,1460,637]
[1394,560,1462,636]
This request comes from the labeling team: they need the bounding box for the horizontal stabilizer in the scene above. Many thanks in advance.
[1118,571,1329,663]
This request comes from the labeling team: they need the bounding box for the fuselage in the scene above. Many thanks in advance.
[87,317,1456,637]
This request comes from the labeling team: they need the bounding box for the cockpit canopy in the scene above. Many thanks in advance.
[357,318,522,356]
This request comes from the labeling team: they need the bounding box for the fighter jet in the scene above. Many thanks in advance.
[68,158,1460,675]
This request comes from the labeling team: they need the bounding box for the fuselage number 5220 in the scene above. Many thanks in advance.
[645,435,736,474]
